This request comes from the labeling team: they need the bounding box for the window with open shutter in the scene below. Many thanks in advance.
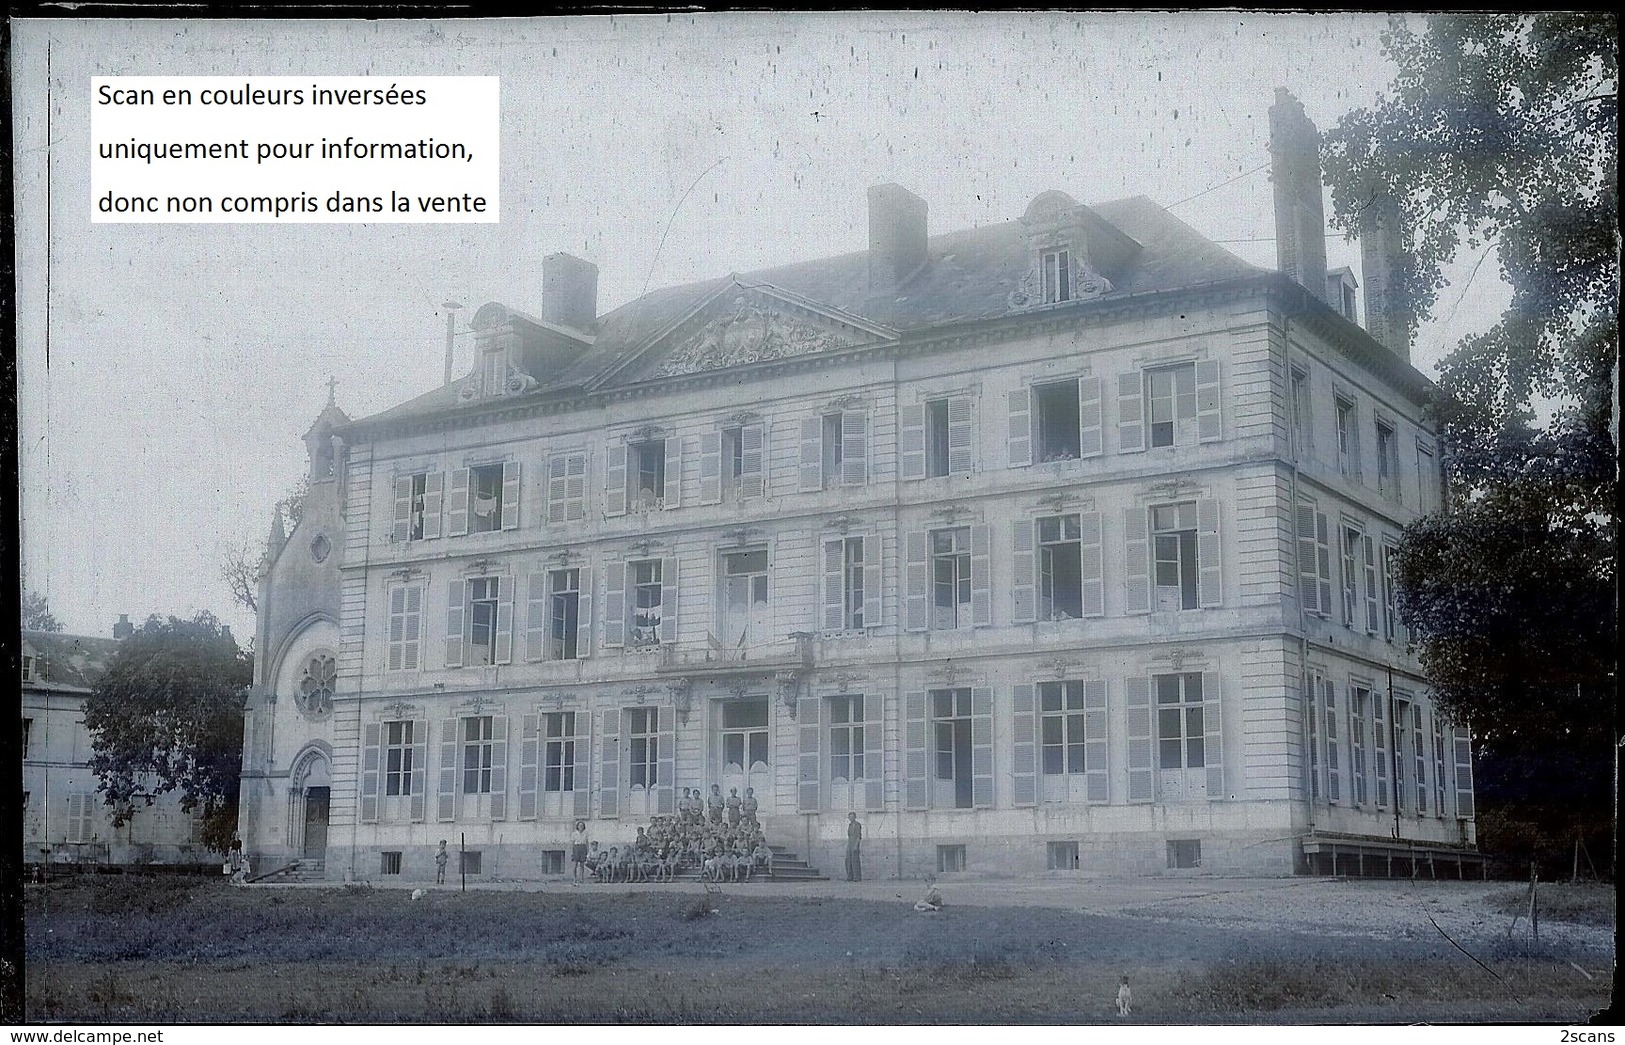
[861,535,882,630]
[663,437,683,508]
[1296,504,1322,614]
[899,403,927,480]
[655,705,676,815]
[446,468,471,536]
[606,445,628,516]
[485,716,508,819]
[1078,375,1104,457]
[659,556,679,644]
[970,524,992,627]
[1314,512,1334,614]
[1117,371,1146,453]
[797,418,822,492]
[519,714,540,821]
[575,567,593,659]
[1322,678,1340,804]
[946,397,974,475]
[494,578,515,664]
[1196,359,1222,442]
[904,531,929,632]
[420,472,444,539]
[444,581,465,668]
[1453,724,1474,819]
[1125,676,1153,802]
[1124,505,1151,614]
[701,430,724,503]
[525,573,547,662]
[1203,672,1224,798]
[822,538,845,632]
[361,723,381,823]
[1007,388,1033,467]
[408,721,428,822]
[1011,519,1036,623]
[738,423,766,499]
[840,412,868,486]
[1011,683,1037,807]
[971,686,994,808]
[437,718,459,821]
[1197,498,1222,608]
[599,708,621,818]
[500,462,521,531]
[797,695,822,812]
[1079,511,1105,617]
[1362,535,1381,634]
[904,690,928,809]
[1372,692,1390,809]
[603,562,626,648]
[1084,681,1109,803]
[392,476,414,543]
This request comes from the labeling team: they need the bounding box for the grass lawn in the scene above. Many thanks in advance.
[22,875,1613,1024]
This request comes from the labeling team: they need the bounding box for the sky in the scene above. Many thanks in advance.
[12,12,1511,642]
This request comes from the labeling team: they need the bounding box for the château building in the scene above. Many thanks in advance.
[239,90,1478,881]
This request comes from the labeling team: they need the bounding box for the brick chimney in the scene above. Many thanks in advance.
[1269,88,1329,304]
[867,183,928,294]
[113,614,133,640]
[1358,190,1415,363]
[541,253,599,332]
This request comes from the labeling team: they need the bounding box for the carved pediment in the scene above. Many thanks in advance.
[650,290,869,378]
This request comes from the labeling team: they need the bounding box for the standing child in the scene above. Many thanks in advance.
[1116,976,1133,1017]
[741,787,759,824]
[435,840,449,885]
[571,821,589,884]
[725,788,743,826]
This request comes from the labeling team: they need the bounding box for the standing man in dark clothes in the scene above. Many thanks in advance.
[845,812,863,881]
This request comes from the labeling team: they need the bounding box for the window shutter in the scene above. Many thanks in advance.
[606,444,627,517]
[494,578,515,665]
[1321,679,1340,804]
[547,456,569,524]
[1080,510,1105,618]
[1084,680,1109,804]
[1197,498,1222,609]
[599,708,621,818]
[971,686,995,808]
[970,524,992,627]
[1011,519,1036,624]
[1125,676,1153,803]
[446,468,470,536]
[662,436,683,508]
[1011,683,1037,807]
[947,397,975,474]
[1204,672,1225,799]
[797,695,821,813]
[603,561,626,648]
[798,418,822,492]
[525,572,547,662]
[388,588,406,672]
[571,714,592,819]
[1362,535,1381,634]
[1372,692,1390,809]
[444,580,465,668]
[487,716,509,820]
[1078,375,1104,457]
[437,718,459,821]
[1452,725,1474,819]
[361,723,381,823]
[841,411,868,486]
[1296,504,1321,615]
[822,538,845,632]
[861,535,882,629]
[702,430,725,503]
[739,423,766,499]
[659,556,679,645]
[422,472,444,539]
[1117,371,1146,453]
[904,690,929,810]
[899,403,927,480]
[656,705,676,815]
[1007,387,1033,467]
[410,720,428,822]
[519,713,540,821]
[1196,359,1222,442]
[904,530,929,632]
[500,462,521,531]
[1314,512,1334,617]
[864,695,885,811]
[1123,505,1151,615]
[565,454,587,522]
[576,567,593,659]
[392,476,414,543]
[405,586,423,672]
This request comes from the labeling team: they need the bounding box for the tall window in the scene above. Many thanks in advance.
[1412,703,1428,816]
[1289,367,1311,455]
[407,472,429,540]
[461,716,495,795]
[926,399,952,477]
[548,569,581,660]
[1038,514,1083,620]
[1146,363,1197,448]
[1152,503,1199,611]
[1381,544,1402,641]
[388,585,423,671]
[1155,672,1205,769]
[932,688,974,809]
[22,656,34,683]
[1376,422,1398,498]
[1306,681,1322,802]
[838,537,865,630]
[546,452,588,524]
[1323,679,1341,803]
[1041,247,1072,303]
[631,440,666,509]
[481,349,505,397]
[629,559,664,648]
[829,695,865,782]
[1039,680,1086,776]
[1335,397,1357,477]
[822,413,845,482]
[1393,697,1411,814]
[930,526,972,630]
[543,712,576,793]
[1432,714,1449,816]
[470,463,505,532]
[627,707,658,788]
[467,577,500,666]
[1034,381,1082,461]
[22,718,33,759]
[384,720,416,797]
[1417,444,1438,513]
[1340,526,1362,629]
[1349,687,1368,807]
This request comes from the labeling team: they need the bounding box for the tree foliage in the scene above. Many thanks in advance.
[220,474,312,614]
[22,587,63,632]
[83,612,252,851]
[1322,14,1617,868]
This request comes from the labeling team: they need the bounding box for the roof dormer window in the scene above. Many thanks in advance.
[481,349,505,398]
[1041,248,1072,304]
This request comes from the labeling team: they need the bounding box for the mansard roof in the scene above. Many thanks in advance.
[22,630,121,692]
[352,194,1261,430]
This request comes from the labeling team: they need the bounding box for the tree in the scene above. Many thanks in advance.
[220,473,312,614]
[1322,14,1617,871]
[22,587,62,632]
[83,612,253,852]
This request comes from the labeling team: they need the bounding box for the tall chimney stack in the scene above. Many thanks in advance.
[1269,88,1330,304]
[113,614,133,640]
[1358,190,1415,363]
[867,183,929,294]
[541,253,599,332]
